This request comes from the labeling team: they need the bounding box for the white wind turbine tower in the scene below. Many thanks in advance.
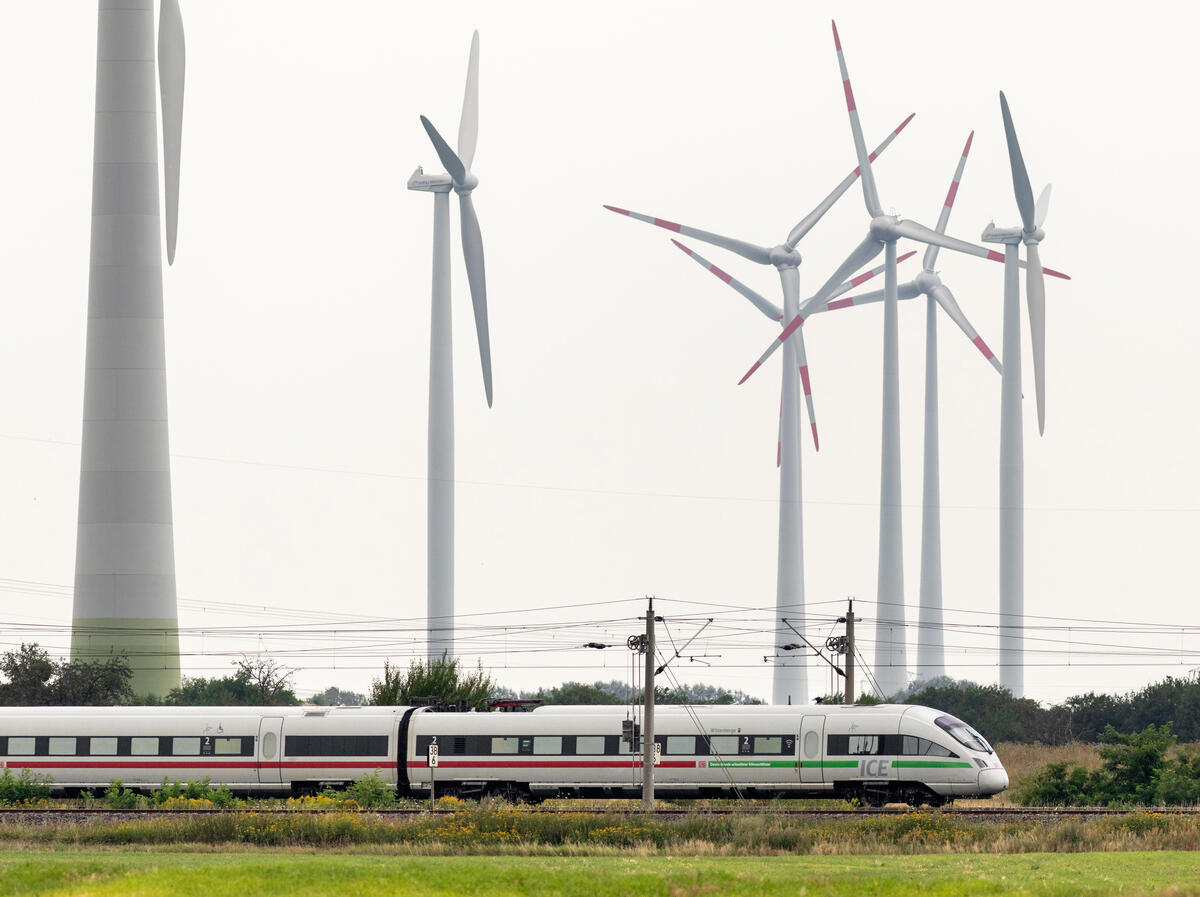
[605,113,914,706]
[407,31,492,661]
[71,0,185,697]
[982,91,1064,697]
[741,22,1045,697]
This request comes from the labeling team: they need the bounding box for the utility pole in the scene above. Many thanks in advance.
[642,596,656,810]
[843,600,856,704]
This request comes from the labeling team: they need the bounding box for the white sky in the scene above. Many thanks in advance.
[0,1,1197,706]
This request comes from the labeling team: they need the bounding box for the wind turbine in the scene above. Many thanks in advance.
[740,21,1045,697]
[407,31,492,661]
[804,133,1005,683]
[71,0,186,697]
[983,91,1062,697]
[605,112,913,706]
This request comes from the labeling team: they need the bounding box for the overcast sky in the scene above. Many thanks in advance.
[0,1,1196,705]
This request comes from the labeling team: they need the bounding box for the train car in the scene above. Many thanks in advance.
[0,705,411,794]
[0,702,1007,806]
[405,703,1008,806]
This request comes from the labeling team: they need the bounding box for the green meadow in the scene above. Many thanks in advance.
[2,851,1199,897]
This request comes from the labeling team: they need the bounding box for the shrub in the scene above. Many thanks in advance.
[0,767,52,805]
[1157,746,1200,806]
[1012,761,1097,806]
[341,771,397,809]
[148,777,241,809]
[103,781,141,809]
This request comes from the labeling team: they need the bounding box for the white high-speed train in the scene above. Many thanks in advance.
[0,702,1007,806]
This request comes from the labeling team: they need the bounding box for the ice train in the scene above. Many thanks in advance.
[0,702,1007,806]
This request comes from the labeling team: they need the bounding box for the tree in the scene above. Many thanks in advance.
[164,658,299,706]
[0,644,55,704]
[368,655,494,707]
[309,686,367,706]
[0,643,134,706]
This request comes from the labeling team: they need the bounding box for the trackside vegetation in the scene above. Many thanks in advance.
[4,807,1200,855]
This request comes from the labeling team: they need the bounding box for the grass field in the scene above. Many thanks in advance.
[3,850,1200,897]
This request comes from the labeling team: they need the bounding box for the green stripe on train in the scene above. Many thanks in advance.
[799,761,859,768]
[891,760,974,769]
[707,761,798,769]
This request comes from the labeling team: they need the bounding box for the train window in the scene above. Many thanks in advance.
[848,735,880,755]
[576,736,605,755]
[754,736,783,754]
[901,736,957,757]
[7,737,34,756]
[533,737,562,755]
[491,737,519,755]
[131,737,158,756]
[48,737,76,756]
[172,737,201,756]
[262,732,277,760]
[213,738,243,756]
[286,735,388,757]
[90,737,118,756]
[709,736,739,756]
[935,714,992,754]
[666,736,696,755]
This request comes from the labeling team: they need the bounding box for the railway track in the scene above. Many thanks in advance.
[2,805,1198,823]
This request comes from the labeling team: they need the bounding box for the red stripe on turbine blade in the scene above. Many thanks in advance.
[737,361,762,386]
[811,423,820,452]
[1043,266,1070,280]
[963,131,975,156]
[779,315,804,342]
[945,180,960,208]
[868,151,878,162]
[843,80,856,111]
[653,217,682,233]
[849,269,875,287]
[832,20,842,50]
[973,336,994,360]
[898,250,917,264]
[709,263,733,284]
[777,441,782,468]
[853,165,861,176]
[895,112,916,135]
[670,238,693,256]
[603,204,630,216]
[799,366,812,396]
[987,250,1005,262]
[827,297,854,310]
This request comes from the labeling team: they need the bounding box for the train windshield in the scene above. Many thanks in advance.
[934,715,992,754]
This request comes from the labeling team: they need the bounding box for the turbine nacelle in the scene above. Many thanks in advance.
[981,222,1024,244]
[407,166,454,193]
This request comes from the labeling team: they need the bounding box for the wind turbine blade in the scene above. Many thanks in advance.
[1035,184,1052,228]
[670,239,782,322]
[1026,242,1047,434]
[158,0,185,266]
[981,251,1070,280]
[797,233,883,317]
[793,324,819,451]
[831,21,883,217]
[825,250,916,302]
[458,31,480,171]
[459,192,492,407]
[603,205,772,265]
[923,131,974,272]
[739,313,806,386]
[421,115,467,186]
[891,218,1005,264]
[929,283,1002,375]
[777,392,782,468]
[786,113,915,248]
[819,281,921,315]
[1000,91,1036,234]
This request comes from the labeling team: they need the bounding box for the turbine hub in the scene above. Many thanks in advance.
[454,171,480,194]
[913,269,941,292]
[1022,227,1045,246]
[869,215,901,241]
[769,245,802,269]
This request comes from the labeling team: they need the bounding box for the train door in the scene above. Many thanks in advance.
[799,715,825,784]
[257,716,283,786]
